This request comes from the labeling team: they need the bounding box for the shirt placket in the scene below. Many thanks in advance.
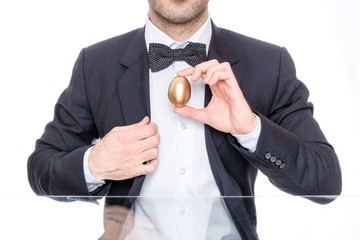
[171,42,194,239]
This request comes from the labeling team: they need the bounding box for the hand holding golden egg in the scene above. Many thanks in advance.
[173,60,257,135]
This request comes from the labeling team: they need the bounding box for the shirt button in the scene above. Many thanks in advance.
[270,156,277,163]
[180,168,186,175]
[181,123,187,129]
[179,209,186,216]
[280,163,286,169]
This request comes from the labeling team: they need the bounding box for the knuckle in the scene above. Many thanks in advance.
[152,148,159,157]
[194,64,203,72]
[212,71,220,78]
[222,62,231,70]
[194,63,201,69]
[151,123,159,133]
[146,123,158,136]
[152,133,160,146]
[156,135,161,145]
[147,148,159,159]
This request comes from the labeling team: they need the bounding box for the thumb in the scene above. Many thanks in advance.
[173,106,207,124]
[122,116,150,131]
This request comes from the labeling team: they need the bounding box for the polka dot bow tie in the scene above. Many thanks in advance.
[148,42,207,72]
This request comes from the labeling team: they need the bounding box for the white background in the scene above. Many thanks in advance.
[0,0,359,239]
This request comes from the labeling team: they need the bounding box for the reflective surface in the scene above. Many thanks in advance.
[1,195,359,239]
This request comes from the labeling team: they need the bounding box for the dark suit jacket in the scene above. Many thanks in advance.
[28,22,342,239]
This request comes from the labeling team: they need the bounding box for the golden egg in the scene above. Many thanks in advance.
[168,76,191,107]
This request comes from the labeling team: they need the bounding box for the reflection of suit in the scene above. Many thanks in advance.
[28,22,342,239]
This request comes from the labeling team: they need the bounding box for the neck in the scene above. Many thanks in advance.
[148,8,209,42]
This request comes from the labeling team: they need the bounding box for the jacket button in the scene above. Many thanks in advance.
[275,159,282,166]
[265,153,271,160]
[280,163,286,169]
[270,156,277,163]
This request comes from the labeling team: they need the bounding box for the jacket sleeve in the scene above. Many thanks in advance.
[230,47,342,204]
[27,49,111,198]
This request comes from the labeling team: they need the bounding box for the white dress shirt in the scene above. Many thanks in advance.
[83,15,261,239]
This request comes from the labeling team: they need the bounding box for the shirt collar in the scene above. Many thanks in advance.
[145,15,212,54]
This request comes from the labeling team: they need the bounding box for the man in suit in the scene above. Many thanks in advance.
[28,0,342,239]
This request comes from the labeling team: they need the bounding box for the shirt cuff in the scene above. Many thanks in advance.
[83,146,106,193]
[231,114,261,153]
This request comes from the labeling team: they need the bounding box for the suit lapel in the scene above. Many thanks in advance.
[208,22,239,66]
[204,22,243,194]
[116,28,149,196]
[206,24,259,239]
[117,27,151,126]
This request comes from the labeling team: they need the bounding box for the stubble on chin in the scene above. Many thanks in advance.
[148,0,209,41]
[149,0,209,25]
